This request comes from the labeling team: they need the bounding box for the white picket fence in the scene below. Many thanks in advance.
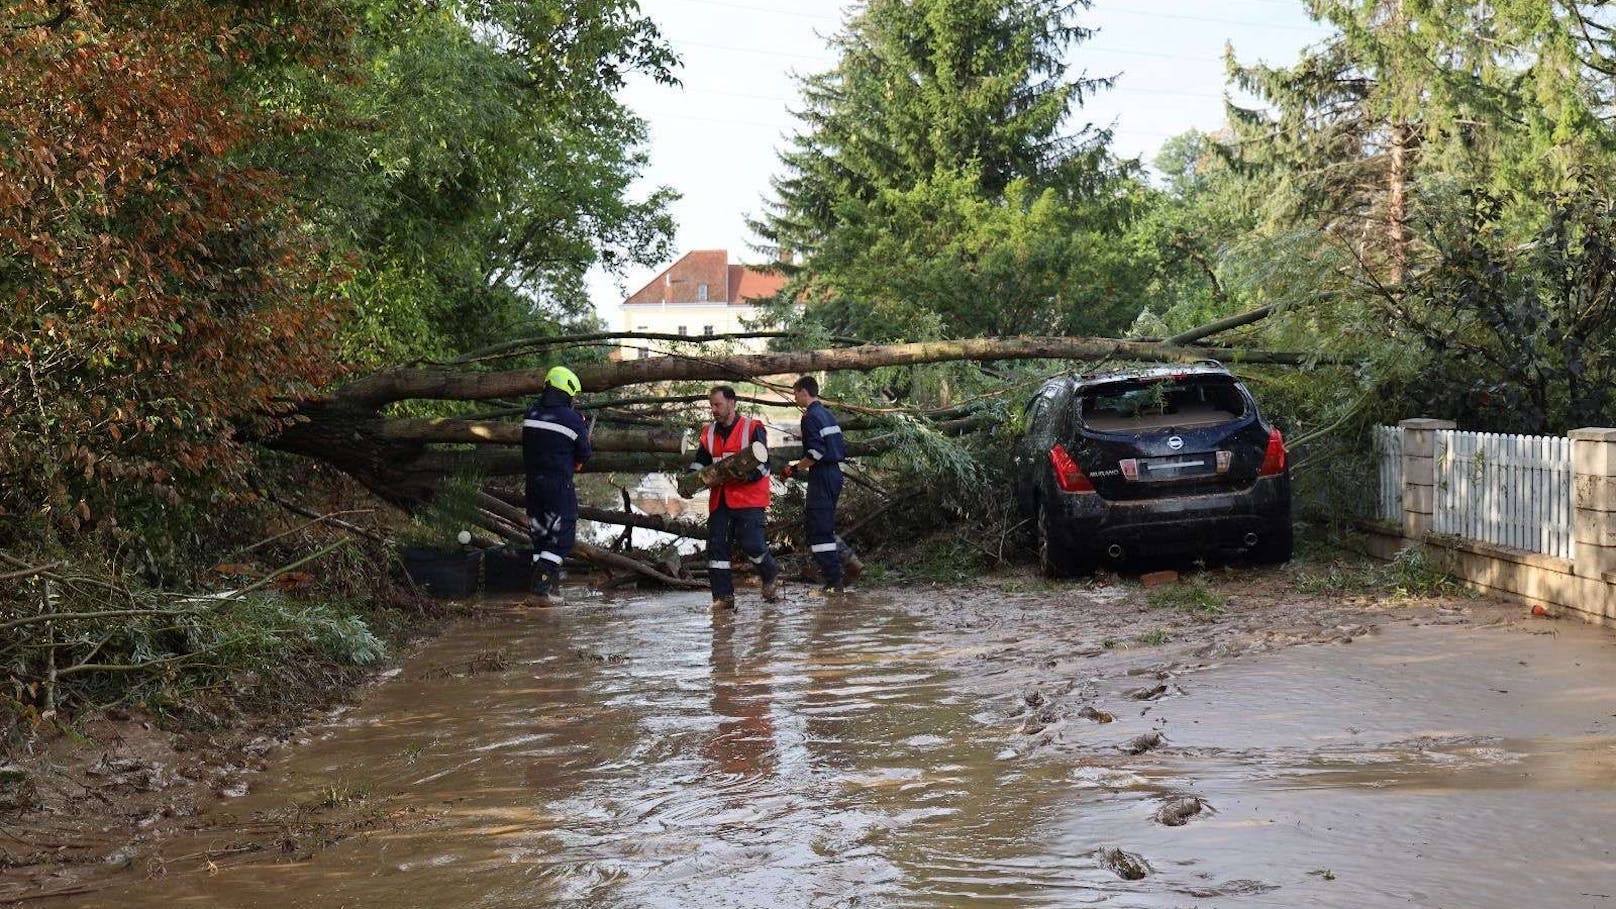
[1433,430,1573,558]
[1373,424,1402,523]
[1377,425,1573,559]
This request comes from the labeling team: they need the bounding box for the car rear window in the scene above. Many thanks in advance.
[1079,376,1247,431]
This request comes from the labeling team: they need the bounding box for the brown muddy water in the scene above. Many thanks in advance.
[34,581,1616,907]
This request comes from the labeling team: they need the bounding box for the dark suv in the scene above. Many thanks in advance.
[1012,363,1291,576]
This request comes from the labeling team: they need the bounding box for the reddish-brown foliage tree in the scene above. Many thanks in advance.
[0,0,355,547]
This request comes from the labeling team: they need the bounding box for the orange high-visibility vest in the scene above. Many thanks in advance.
[702,416,771,512]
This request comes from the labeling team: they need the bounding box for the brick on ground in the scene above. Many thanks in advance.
[1140,570,1179,588]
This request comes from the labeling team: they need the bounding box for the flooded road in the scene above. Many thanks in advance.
[39,578,1616,907]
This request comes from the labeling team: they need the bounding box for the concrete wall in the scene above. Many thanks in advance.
[1363,421,1616,628]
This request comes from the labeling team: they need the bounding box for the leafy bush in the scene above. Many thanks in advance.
[1293,545,1466,598]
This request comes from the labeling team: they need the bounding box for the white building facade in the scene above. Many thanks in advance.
[617,249,787,359]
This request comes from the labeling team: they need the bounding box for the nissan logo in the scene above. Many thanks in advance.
[1167,435,1184,451]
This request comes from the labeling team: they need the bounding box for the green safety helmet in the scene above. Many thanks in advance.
[546,365,582,397]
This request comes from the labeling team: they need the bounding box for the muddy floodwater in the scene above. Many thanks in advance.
[33,576,1616,907]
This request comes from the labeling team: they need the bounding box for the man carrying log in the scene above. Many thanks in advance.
[522,366,592,606]
[782,375,864,595]
[689,385,781,610]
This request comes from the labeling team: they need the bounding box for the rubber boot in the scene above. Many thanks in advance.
[526,572,564,608]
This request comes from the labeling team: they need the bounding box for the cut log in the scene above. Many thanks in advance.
[677,440,768,498]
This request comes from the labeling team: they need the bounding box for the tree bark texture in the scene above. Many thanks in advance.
[335,336,1329,406]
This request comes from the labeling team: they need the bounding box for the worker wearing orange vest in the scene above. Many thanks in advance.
[689,385,781,610]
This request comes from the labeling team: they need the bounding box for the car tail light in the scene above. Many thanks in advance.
[1258,428,1287,477]
[1119,458,1139,481]
[1049,443,1094,493]
[1215,450,1233,474]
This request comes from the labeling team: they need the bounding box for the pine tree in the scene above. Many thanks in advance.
[1226,1,1616,284]
[753,0,1135,340]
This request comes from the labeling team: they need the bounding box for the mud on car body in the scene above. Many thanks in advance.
[1012,362,1292,576]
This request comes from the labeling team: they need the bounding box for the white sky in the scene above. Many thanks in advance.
[587,0,1334,319]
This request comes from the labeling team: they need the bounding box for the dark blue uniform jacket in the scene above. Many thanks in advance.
[523,387,592,480]
[801,400,846,465]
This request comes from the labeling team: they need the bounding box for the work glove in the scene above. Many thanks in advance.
[780,464,796,480]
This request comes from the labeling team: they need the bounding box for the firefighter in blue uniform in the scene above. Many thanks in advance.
[522,366,592,606]
[783,375,863,594]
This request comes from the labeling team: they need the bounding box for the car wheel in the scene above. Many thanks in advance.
[1250,513,1294,565]
[1037,501,1094,578]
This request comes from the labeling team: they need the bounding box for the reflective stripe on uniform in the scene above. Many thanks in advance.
[706,417,760,457]
[809,450,823,459]
[538,551,565,564]
[524,419,578,440]
[748,553,767,564]
[819,425,842,437]
[687,462,702,472]
[708,560,732,570]
[810,542,839,553]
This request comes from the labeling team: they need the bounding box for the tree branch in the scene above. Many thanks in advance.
[1166,305,1276,345]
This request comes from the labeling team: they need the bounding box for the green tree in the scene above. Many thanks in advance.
[281,0,680,365]
[1123,130,1264,336]
[1390,178,1616,433]
[755,0,1139,341]
[1226,1,1616,285]
[0,0,354,551]
[0,0,684,562]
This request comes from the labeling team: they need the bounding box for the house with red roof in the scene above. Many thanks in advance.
[617,250,788,359]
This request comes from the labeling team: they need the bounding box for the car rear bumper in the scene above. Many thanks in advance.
[1047,476,1289,555]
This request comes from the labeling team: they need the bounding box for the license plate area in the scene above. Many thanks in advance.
[1144,456,1209,478]
[1120,453,1223,482]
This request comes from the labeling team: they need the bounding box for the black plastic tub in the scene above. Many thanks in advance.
[484,548,535,593]
[400,548,482,598]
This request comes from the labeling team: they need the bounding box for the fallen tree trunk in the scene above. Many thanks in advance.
[445,329,869,365]
[379,420,690,451]
[577,507,708,540]
[421,451,684,478]
[335,336,1336,406]
[472,491,704,589]
[481,486,710,540]
[1166,305,1276,345]
[381,413,988,449]
[263,333,1337,515]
